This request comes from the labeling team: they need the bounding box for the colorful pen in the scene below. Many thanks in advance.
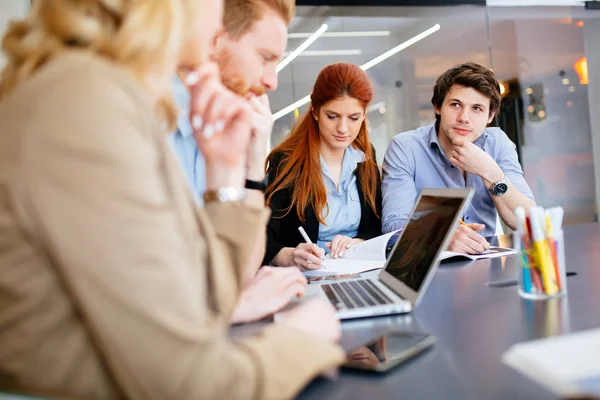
[545,210,562,290]
[515,207,532,293]
[529,207,558,295]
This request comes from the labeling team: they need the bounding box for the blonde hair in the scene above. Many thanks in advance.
[0,0,200,129]
[223,0,295,39]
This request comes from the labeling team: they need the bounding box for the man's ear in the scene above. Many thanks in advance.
[487,110,497,124]
[433,104,441,116]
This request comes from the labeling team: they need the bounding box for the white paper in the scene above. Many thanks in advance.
[439,246,516,261]
[503,328,600,397]
[339,230,400,261]
[303,231,400,277]
[302,259,386,277]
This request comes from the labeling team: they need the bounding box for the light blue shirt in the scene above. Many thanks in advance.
[382,124,535,237]
[317,146,365,252]
[168,76,206,203]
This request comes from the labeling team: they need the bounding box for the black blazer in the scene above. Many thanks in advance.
[263,149,382,265]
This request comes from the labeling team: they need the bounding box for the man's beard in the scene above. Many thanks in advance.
[212,47,265,97]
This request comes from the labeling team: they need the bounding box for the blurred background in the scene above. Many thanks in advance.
[1,0,600,227]
[270,0,600,227]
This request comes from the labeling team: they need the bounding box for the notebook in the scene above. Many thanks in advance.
[304,231,516,277]
[503,328,600,397]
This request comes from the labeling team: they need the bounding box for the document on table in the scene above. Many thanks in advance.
[339,230,399,261]
[301,232,399,277]
[439,246,516,262]
[302,259,386,277]
[503,328,600,397]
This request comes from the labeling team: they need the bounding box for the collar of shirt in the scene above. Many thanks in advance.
[320,145,366,192]
[172,75,193,138]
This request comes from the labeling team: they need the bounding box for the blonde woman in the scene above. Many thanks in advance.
[0,1,343,399]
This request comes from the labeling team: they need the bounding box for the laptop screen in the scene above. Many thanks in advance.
[383,195,464,292]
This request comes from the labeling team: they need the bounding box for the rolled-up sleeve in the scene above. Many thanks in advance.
[381,137,419,233]
[496,133,535,201]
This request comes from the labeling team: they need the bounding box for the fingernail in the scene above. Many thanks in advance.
[346,244,351,248]
[185,72,199,85]
[203,124,214,139]
[191,114,203,130]
[214,120,225,132]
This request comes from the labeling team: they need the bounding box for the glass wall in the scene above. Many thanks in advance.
[270,3,600,227]
[271,5,491,160]
[489,5,599,225]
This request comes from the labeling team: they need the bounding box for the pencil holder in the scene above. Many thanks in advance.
[514,229,566,300]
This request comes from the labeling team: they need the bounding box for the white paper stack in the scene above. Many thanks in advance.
[503,328,600,397]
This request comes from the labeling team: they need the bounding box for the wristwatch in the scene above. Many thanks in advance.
[245,177,268,192]
[203,187,247,203]
[488,176,509,196]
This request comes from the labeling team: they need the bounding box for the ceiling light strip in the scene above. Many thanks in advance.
[288,30,391,39]
[272,95,312,121]
[273,24,441,121]
[360,24,440,71]
[277,24,328,73]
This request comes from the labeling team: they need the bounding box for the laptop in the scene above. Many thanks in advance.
[303,188,474,320]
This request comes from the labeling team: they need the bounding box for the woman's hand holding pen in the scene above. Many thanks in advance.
[272,244,325,270]
[291,243,325,270]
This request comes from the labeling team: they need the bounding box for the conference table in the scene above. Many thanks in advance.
[295,222,600,399]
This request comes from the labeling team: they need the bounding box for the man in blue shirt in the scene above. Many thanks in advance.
[382,62,536,254]
[171,0,304,324]
[170,0,290,202]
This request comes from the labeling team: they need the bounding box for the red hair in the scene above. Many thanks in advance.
[265,63,378,224]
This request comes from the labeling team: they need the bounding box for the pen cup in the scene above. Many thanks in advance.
[514,229,566,300]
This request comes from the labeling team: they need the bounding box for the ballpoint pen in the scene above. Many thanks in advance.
[297,226,327,269]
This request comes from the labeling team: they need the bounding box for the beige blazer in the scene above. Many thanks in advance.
[0,52,344,400]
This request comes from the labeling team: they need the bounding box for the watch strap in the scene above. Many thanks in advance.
[245,178,268,193]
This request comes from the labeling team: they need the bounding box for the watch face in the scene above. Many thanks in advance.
[494,182,508,195]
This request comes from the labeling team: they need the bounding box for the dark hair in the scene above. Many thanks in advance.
[431,62,501,127]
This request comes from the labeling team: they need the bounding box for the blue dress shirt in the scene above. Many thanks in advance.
[382,124,535,237]
[317,146,365,252]
[168,76,206,203]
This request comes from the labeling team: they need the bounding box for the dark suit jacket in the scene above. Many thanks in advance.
[264,149,383,265]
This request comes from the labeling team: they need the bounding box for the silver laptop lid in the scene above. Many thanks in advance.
[378,188,474,306]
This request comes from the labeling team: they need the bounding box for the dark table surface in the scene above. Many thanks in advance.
[296,222,600,400]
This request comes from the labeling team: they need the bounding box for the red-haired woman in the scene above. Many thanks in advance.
[264,63,382,270]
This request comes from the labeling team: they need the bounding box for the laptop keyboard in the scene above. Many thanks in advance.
[321,280,394,310]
